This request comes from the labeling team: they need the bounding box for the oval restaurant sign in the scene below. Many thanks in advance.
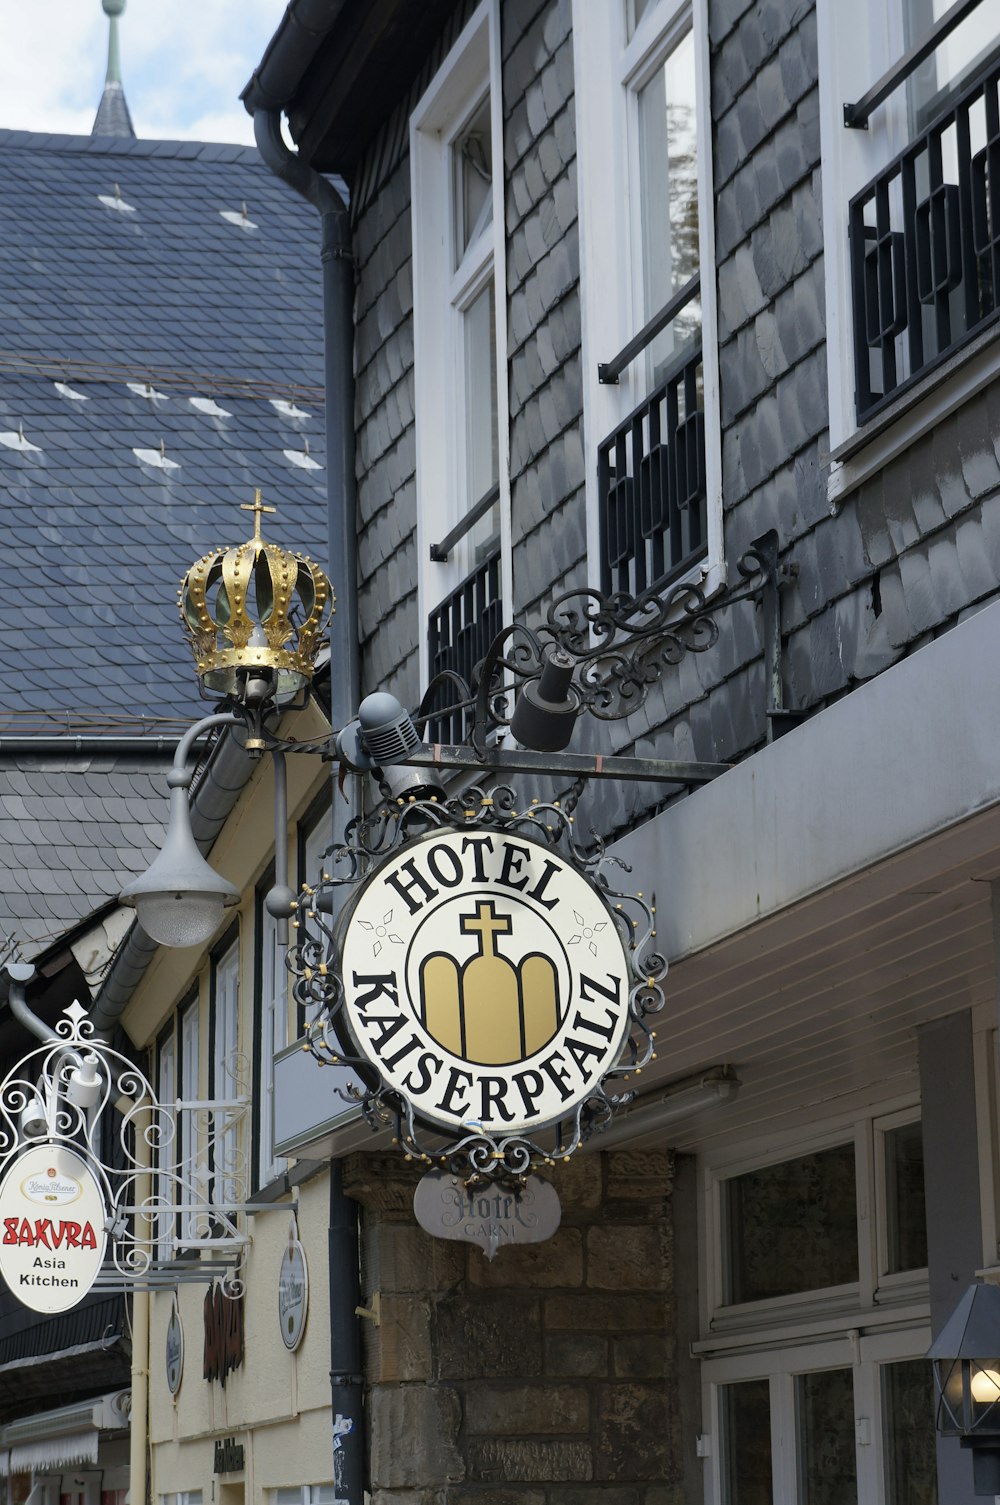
[339,830,632,1135]
[0,1145,108,1312]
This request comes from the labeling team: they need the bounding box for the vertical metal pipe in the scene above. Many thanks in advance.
[253,108,366,1505]
[328,1160,365,1504]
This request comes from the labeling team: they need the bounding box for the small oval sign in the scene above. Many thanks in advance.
[277,1217,309,1351]
[0,1145,108,1312]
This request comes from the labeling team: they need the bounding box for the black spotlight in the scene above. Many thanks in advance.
[510,649,579,752]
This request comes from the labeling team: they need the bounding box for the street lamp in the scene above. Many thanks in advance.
[928,1280,1000,1494]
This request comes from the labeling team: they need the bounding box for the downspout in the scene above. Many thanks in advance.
[252,107,365,1505]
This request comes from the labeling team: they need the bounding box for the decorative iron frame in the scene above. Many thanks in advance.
[286,783,666,1186]
[409,527,796,759]
[0,999,260,1294]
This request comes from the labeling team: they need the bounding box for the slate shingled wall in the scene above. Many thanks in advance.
[503,0,587,621]
[348,0,1000,839]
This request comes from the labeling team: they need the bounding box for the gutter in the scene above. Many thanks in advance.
[250,101,364,1505]
[240,0,348,116]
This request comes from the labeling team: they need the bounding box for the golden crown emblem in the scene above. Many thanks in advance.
[178,491,334,700]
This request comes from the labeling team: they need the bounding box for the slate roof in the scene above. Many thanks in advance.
[0,129,330,727]
[0,751,170,956]
[0,128,334,960]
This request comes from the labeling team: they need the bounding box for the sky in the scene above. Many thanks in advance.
[0,0,285,144]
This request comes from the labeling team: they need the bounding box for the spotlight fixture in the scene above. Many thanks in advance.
[510,649,580,752]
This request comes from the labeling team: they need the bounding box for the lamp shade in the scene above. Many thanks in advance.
[120,785,239,947]
[510,650,579,752]
[928,1282,1000,1439]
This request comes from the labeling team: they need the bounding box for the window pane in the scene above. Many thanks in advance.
[904,0,1000,135]
[726,1143,859,1303]
[453,94,492,268]
[636,29,700,378]
[798,1368,857,1505]
[463,277,499,555]
[883,1360,938,1505]
[625,0,656,39]
[722,1379,773,1505]
[884,1120,927,1274]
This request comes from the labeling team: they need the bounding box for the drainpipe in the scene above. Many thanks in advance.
[252,106,365,1505]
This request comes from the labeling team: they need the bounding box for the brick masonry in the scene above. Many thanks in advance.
[344,1149,683,1505]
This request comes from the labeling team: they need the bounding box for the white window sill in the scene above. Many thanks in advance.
[827,319,1000,508]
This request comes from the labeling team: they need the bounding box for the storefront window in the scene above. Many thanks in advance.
[883,1359,938,1504]
[798,1368,858,1504]
[725,1142,859,1303]
[883,1120,927,1274]
[721,1378,773,1504]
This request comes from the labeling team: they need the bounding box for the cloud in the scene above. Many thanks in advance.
[0,0,282,144]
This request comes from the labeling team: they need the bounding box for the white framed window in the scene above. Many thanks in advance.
[178,992,200,1244]
[162,1493,203,1505]
[702,1329,937,1504]
[411,0,511,719]
[256,881,288,1188]
[574,0,723,597]
[818,0,1000,475]
[211,932,240,1195]
[704,1109,927,1331]
[698,1106,935,1502]
[156,1025,175,1262]
[273,1489,335,1505]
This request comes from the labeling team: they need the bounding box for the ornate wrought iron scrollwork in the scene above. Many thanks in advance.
[409,530,789,752]
[0,1001,251,1294]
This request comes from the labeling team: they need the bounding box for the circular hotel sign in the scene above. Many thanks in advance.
[339,830,632,1135]
[0,1145,108,1312]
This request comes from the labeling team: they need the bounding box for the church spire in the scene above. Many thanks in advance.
[92,0,135,138]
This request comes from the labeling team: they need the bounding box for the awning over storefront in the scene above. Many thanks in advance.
[0,1389,129,1476]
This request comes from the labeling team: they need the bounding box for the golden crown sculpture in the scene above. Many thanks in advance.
[179,492,334,700]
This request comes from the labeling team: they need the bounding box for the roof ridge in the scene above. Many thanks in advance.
[0,128,262,163]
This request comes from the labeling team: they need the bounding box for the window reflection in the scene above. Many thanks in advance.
[722,1379,773,1505]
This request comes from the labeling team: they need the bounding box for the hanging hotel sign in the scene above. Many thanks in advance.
[277,1216,308,1350]
[292,790,665,1190]
[0,1145,108,1313]
[340,831,632,1134]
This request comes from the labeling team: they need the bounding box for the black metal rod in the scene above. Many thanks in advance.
[328,1162,366,1505]
[599,273,701,384]
[403,743,728,786]
[843,0,985,128]
[430,482,500,561]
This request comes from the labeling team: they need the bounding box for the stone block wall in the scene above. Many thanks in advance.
[344,1149,684,1504]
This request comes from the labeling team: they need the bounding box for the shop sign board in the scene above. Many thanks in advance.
[278,1217,308,1350]
[339,831,632,1136]
[166,1294,184,1395]
[213,1438,245,1474]
[414,1170,561,1260]
[0,1145,107,1312]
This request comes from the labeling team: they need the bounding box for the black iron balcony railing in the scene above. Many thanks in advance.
[426,548,503,744]
[849,54,1000,420]
[597,343,707,598]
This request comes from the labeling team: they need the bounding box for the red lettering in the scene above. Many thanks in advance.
[61,1222,80,1249]
[17,1218,33,1246]
[3,1218,18,1245]
[33,1219,52,1250]
[80,1222,96,1251]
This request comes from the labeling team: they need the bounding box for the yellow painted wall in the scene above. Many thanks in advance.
[125,699,341,1505]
